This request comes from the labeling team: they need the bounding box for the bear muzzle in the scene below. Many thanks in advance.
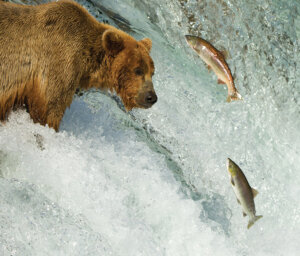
[136,81,157,108]
[145,91,157,105]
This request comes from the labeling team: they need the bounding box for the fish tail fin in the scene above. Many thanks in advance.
[227,91,243,102]
[247,215,263,229]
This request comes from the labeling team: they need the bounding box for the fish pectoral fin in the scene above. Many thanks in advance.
[230,177,235,186]
[252,188,259,198]
[243,212,247,217]
[236,198,241,204]
[217,79,226,84]
[207,65,212,71]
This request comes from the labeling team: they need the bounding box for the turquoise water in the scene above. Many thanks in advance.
[0,0,299,255]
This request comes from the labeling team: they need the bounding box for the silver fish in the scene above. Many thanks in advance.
[227,158,263,229]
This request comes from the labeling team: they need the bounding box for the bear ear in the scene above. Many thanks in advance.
[103,30,125,56]
[140,38,152,52]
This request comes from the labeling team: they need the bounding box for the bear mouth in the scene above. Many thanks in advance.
[138,103,153,109]
[137,101,157,109]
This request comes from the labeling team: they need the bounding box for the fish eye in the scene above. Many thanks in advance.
[134,68,144,76]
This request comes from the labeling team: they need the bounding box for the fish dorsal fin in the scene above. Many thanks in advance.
[252,188,259,198]
[218,48,230,59]
[237,198,241,204]
[243,212,247,217]
[221,50,229,59]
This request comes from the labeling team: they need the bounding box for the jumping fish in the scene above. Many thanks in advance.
[227,158,263,229]
[185,35,242,102]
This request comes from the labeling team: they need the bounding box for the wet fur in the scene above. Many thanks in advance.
[0,0,154,131]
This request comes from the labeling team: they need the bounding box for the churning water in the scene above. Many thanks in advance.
[1,0,299,255]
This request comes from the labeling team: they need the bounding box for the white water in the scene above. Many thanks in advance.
[1,0,300,255]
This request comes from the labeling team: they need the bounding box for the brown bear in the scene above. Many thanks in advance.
[0,0,157,131]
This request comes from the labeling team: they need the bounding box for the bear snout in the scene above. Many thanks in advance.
[145,91,157,105]
[138,89,157,108]
[136,81,157,108]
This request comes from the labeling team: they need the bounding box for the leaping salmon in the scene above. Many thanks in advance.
[227,158,263,229]
[185,35,242,102]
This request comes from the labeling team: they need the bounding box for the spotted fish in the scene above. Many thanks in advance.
[185,35,242,102]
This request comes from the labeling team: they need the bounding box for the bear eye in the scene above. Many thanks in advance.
[134,68,144,76]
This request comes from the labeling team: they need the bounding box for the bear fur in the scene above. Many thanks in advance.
[0,0,157,131]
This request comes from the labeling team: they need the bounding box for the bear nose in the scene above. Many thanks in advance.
[145,91,157,105]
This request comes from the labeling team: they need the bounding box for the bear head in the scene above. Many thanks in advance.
[102,30,157,111]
